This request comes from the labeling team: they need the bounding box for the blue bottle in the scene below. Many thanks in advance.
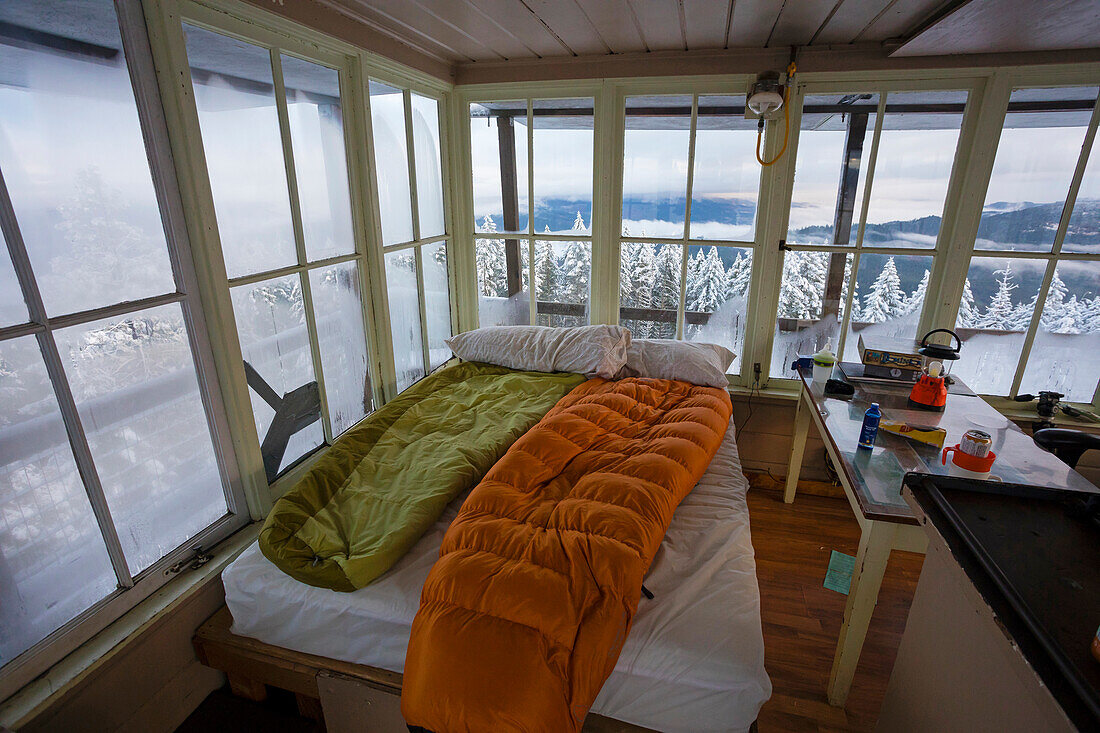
[858,402,881,450]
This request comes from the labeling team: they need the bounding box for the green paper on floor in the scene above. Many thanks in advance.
[824,550,855,595]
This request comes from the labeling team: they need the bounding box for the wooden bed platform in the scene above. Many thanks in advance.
[193,605,660,732]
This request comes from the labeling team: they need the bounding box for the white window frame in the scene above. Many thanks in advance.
[367,83,456,397]
[0,0,248,701]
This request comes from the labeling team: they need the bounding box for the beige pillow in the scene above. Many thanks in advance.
[618,339,734,387]
[445,325,631,379]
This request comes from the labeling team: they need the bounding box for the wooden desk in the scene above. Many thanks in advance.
[783,367,1096,706]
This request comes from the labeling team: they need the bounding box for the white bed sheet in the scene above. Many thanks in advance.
[223,422,771,732]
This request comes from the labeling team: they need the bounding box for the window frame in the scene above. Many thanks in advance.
[613,82,765,381]
[463,88,600,330]
[765,77,981,378]
[367,83,456,396]
[0,0,248,700]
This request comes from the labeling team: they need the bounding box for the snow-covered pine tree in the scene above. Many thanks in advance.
[1035,271,1079,333]
[724,251,753,299]
[841,256,861,322]
[685,248,708,312]
[957,278,978,328]
[899,269,930,316]
[861,257,906,324]
[1080,296,1100,334]
[978,265,1018,330]
[572,210,588,234]
[651,244,681,338]
[777,251,820,320]
[475,214,506,297]
[559,241,591,307]
[695,247,727,314]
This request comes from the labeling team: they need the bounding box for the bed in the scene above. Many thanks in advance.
[219,420,771,732]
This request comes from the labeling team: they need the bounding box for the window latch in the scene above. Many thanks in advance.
[165,546,213,576]
[778,239,789,252]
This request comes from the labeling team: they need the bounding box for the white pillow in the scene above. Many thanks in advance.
[618,339,734,387]
[445,325,631,379]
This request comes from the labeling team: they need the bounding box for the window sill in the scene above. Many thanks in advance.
[0,523,261,729]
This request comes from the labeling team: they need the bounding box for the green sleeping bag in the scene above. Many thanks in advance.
[258,361,586,592]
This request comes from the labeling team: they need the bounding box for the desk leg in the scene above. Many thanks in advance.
[827,520,896,707]
[784,392,811,503]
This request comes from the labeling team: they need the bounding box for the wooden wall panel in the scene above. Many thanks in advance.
[811,0,897,45]
[519,0,611,55]
[767,0,839,48]
[342,0,504,61]
[625,0,685,51]
[411,0,540,60]
[856,0,943,43]
[725,0,785,48]
[681,0,733,50]
[574,0,647,54]
[464,0,573,57]
[19,579,228,733]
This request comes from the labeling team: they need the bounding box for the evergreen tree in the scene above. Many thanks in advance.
[977,265,1019,330]
[1036,271,1080,333]
[842,256,861,322]
[559,240,591,305]
[724,251,752,299]
[572,210,588,234]
[651,244,681,338]
[475,214,506,297]
[957,278,978,328]
[900,269,930,316]
[1080,296,1100,333]
[778,251,821,320]
[685,248,706,311]
[534,241,560,303]
[694,247,727,315]
[861,257,906,324]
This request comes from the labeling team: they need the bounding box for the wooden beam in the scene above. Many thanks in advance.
[496,116,524,297]
[822,112,868,322]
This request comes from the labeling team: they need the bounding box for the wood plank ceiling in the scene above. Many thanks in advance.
[310,0,955,66]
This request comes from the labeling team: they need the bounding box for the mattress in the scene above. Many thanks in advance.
[223,421,771,732]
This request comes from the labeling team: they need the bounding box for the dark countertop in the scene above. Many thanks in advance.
[903,472,1100,732]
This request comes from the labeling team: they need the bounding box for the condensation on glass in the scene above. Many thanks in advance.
[411,94,445,239]
[771,252,855,379]
[685,244,752,372]
[370,81,414,245]
[230,274,323,472]
[184,24,296,278]
[0,336,117,665]
[0,3,176,315]
[54,304,227,574]
[309,261,371,436]
[281,54,355,262]
[385,250,425,392]
[476,237,530,328]
[422,241,452,370]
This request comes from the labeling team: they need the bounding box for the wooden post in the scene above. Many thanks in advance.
[496,115,523,298]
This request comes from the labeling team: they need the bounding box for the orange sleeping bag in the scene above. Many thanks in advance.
[402,376,733,732]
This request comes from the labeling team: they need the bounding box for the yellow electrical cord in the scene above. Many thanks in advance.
[755,61,797,167]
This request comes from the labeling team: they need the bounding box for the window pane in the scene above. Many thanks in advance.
[1064,135,1100,254]
[470,101,528,235]
[535,239,590,328]
[423,241,452,370]
[476,237,530,327]
[622,96,692,238]
[0,0,176,315]
[771,251,854,378]
[685,245,751,373]
[281,55,354,262]
[620,242,682,339]
[533,98,593,234]
[977,86,1099,252]
[185,24,296,279]
[385,250,424,392]
[0,336,116,666]
[863,91,965,249]
[231,275,322,476]
[787,94,878,245]
[0,238,28,326]
[54,304,228,574]
[952,257,1045,395]
[843,254,933,362]
[309,262,370,437]
[412,94,445,239]
[371,82,413,245]
[1020,263,1100,401]
[691,96,758,242]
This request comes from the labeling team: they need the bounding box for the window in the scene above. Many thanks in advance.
[774,90,967,377]
[618,95,761,374]
[471,98,594,329]
[183,24,371,479]
[0,0,243,692]
[373,85,452,393]
[953,86,1100,401]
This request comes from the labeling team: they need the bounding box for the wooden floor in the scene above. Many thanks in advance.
[749,488,923,732]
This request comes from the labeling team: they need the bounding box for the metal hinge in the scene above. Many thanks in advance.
[165,545,213,576]
[778,239,789,252]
